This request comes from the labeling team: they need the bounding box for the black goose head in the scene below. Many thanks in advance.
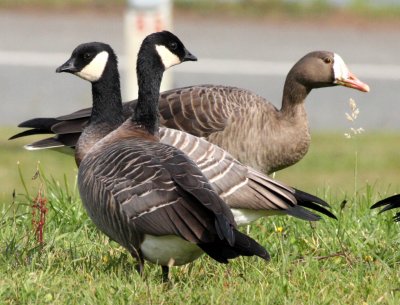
[137,30,197,72]
[290,51,370,92]
[56,42,117,83]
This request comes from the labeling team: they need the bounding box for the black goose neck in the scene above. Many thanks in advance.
[90,62,124,127]
[132,52,164,135]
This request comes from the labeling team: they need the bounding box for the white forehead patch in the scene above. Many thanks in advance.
[333,53,350,81]
[155,45,181,69]
[75,51,109,82]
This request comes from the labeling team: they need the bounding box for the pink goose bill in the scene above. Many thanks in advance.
[337,71,370,92]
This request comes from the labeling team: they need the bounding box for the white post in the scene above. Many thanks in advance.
[124,0,173,101]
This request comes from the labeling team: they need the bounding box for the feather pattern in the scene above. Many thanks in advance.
[79,135,270,264]
[159,127,335,221]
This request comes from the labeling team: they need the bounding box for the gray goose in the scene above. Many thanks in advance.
[11,51,369,173]
[73,32,269,281]
[371,195,400,222]
[26,39,336,224]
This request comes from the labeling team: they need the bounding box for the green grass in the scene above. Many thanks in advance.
[1,128,400,304]
[0,128,77,204]
[275,132,400,197]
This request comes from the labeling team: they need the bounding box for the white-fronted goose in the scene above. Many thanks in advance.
[371,194,400,222]
[20,39,336,224]
[70,32,270,281]
[11,51,369,173]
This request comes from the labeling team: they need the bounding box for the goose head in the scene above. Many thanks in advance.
[138,30,197,72]
[56,42,117,82]
[290,51,370,92]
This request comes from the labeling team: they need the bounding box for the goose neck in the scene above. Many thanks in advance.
[90,69,124,127]
[132,58,164,135]
[280,74,310,118]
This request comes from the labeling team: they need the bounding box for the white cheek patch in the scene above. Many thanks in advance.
[75,51,109,82]
[333,53,350,81]
[155,45,181,69]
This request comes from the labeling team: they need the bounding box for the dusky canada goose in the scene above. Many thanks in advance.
[371,194,400,222]
[11,51,369,174]
[23,38,336,224]
[69,32,270,281]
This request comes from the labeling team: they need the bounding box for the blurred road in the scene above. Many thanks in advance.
[0,9,399,131]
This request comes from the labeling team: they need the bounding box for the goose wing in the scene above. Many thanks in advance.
[159,84,267,137]
[79,138,236,246]
[160,128,336,221]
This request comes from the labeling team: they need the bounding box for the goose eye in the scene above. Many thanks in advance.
[323,57,332,64]
[83,53,92,60]
[169,42,177,51]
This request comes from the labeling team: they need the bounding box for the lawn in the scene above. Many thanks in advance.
[1,129,400,304]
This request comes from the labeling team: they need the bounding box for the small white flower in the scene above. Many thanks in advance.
[349,98,357,111]
[344,98,364,139]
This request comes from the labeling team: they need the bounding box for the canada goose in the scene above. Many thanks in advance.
[70,32,270,281]
[371,194,400,222]
[24,39,336,224]
[11,51,369,173]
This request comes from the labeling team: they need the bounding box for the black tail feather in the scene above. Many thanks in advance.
[294,189,337,220]
[52,118,87,134]
[371,194,400,222]
[294,189,330,207]
[17,117,59,129]
[9,117,60,140]
[199,229,270,263]
[285,206,321,221]
[231,229,270,261]
[24,133,80,150]
[9,128,51,140]
[247,168,335,221]
[295,201,337,220]
[371,194,400,211]
[25,137,66,149]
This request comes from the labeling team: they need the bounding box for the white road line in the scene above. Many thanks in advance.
[0,50,398,80]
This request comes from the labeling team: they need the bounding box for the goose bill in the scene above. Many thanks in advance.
[335,71,370,92]
[56,58,78,73]
[183,48,197,62]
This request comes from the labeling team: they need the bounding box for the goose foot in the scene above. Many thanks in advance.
[161,265,169,283]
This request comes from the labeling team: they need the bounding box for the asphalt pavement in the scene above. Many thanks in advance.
[0,9,399,131]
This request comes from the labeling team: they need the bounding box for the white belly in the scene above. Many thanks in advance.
[141,235,204,266]
[231,208,282,226]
